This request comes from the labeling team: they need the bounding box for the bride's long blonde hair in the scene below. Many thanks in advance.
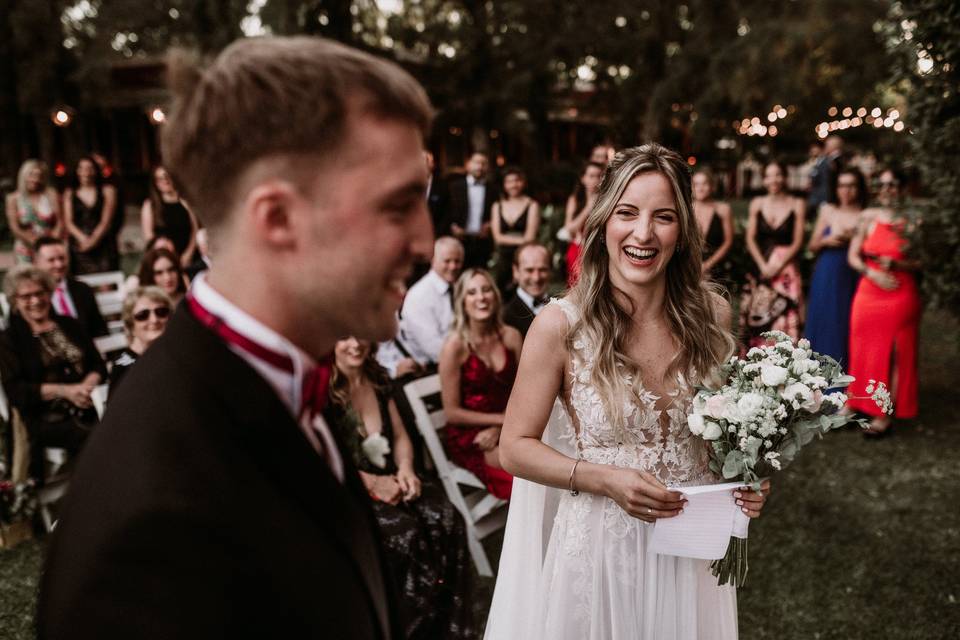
[567,143,735,427]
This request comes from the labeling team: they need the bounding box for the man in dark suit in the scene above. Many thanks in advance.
[502,242,552,338]
[808,135,844,213]
[37,36,434,640]
[444,151,498,268]
[33,237,108,338]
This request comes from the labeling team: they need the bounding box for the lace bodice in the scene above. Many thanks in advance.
[553,298,713,486]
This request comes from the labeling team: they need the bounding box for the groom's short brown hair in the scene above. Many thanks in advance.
[160,36,433,230]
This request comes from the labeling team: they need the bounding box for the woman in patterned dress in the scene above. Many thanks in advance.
[5,160,63,263]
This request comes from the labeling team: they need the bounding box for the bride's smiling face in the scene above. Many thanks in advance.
[604,171,680,291]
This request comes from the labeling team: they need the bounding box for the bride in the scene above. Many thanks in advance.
[486,143,770,639]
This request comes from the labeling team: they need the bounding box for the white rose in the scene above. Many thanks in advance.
[736,392,765,418]
[781,382,813,408]
[688,413,706,435]
[760,364,789,387]
[702,421,723,440]
[798,338,811,350]
[361,433,391,468]
[792,348,807,361]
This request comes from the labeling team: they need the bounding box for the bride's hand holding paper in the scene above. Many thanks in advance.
[604,467,687,523]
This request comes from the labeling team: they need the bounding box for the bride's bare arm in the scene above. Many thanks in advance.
[499,305,686,521]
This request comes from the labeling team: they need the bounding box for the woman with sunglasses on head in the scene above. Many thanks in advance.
[846,168,921,437]
[108,287,173,392]
[5,159,63,264]
[137,247,188,307]
[804,168,868,366]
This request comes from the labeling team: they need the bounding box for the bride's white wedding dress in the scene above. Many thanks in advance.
[484,298,738,640]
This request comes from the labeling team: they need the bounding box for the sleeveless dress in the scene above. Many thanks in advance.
[71,188,119,274]
[444,342,517,500]
[804,226,860,366]
[846,221,921,418]
[702,210,725,259]
[739,211,803,349]
[489,297,737,639]
[154,200,193,258]
[494,200,530,290]
[330,390,477,639]
[14,192,58,263]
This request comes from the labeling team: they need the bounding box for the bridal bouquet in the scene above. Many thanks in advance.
[687,330,892,587]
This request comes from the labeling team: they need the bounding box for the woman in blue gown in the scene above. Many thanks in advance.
[804,168,867,365]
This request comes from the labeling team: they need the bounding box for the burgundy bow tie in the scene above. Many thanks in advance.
[187,295,332,417]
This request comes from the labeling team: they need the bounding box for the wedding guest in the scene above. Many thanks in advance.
[121,236,180,296]
[847,168,921,436]
[589,144,614,165]
[808,135,844,213]
[399,236,464,365]
[424,150,447,234]
[5,159,62,264]
[439,268,520,500]
[329,337,476,639]
[804,168,867,365]
[39,35,434,638]
[185,228,212,281]
[33,237,109,338]
[140,165,199,267]
[740,160,806,349]
[445,152,497,268]
[491,166,540,290]
[502,242,551,338]
[0,266,106,480]
[485,143,768,639]
[108,287,173,392]
[692,169,734,277]
[137,247,188,306]
[63,156,119,274]
[563,162,605,286]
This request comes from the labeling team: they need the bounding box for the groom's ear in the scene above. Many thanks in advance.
[244,180,304,251]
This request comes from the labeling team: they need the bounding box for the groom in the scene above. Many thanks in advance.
[37,37,434,639]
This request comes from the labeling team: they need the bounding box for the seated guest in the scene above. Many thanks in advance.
[502,242,551,338]
[0,266,106,479]
[185,228,212,281]
[439,268,520,500]
[33,237,108,338]
[399,236,464,365]
[328,336,476,639]
[137,247,188,306]
[108,287,173,392]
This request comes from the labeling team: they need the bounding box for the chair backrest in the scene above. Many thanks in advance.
[75,271,126,335]
[402,374,454,475]
[0,293,10,331]
[94,332,129,361]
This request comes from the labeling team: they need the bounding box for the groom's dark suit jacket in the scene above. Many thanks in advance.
[38,307,398,639]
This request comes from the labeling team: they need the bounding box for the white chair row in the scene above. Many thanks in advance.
[76,270,126,335]
[402,374,508,577]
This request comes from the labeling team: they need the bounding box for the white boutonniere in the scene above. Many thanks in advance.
[361,433,391,469]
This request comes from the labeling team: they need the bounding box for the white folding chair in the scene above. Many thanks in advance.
[0,293,10,330]
[403,374,508,577]
[94,332,129,361]
[76,271,126,334]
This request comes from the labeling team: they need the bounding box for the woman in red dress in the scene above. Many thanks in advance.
[439,268,523,499]
[562,162,605,287]
[846,168,921,435]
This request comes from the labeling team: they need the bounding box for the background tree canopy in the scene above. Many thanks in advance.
[0,0,955,313]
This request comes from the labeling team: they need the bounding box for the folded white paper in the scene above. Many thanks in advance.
[648,481,750,560]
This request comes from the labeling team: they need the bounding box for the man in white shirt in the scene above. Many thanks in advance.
[502,242,551,338]
[397,236,463,366]
[39,36,433,640]
[445,152,496,268]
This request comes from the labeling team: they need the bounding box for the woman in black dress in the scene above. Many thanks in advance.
[63,157,119,274]
[490,167,540,291]
[140,166,199,267]
[0,266,106,479]
[692,169,734,278]
[329,337,476,640]
[108,287,172,392]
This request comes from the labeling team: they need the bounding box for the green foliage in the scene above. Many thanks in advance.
[889,0,960,317]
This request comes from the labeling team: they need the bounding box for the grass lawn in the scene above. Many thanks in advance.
[2,318,958,639]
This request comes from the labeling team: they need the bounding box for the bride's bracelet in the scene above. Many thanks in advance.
[568,458,581,496]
